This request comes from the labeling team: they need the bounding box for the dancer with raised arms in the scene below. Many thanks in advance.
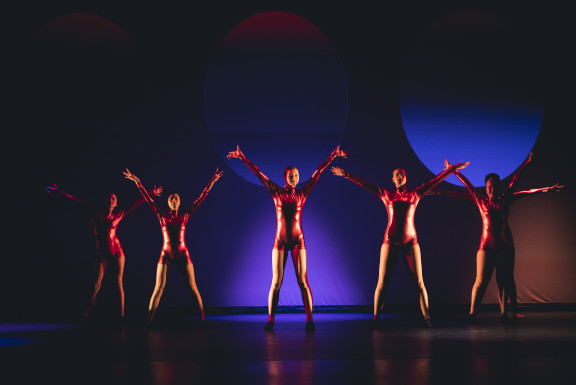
[437,154,563,321]
[46,183,161,320]
[228,145,347,331]
[332,159,469,327]
[124,168,222,323]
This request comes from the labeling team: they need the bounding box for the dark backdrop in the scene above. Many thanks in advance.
[6,1,575,320]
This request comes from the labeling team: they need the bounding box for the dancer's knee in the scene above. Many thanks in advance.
[474,276,488,289]
[375,279,386,293]
[91,280,103,293]
[270,279,283,293]
[297,278,310,291]
[416,279,427,292]
[495,275,507,289]
[153,283,165,296]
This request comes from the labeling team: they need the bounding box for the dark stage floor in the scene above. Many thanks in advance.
[2,309,576,385]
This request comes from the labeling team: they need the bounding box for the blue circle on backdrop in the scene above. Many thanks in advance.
[399,11,543,186]
[204,12,348,185]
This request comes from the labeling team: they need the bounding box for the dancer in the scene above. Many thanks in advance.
[123,168,222,323]
[331,160,469,326]
[46,184,162,320]
[227,145,348,331]
[437,154,563,321]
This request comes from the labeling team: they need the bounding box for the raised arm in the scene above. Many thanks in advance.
[121,186,163,216]
[332,167,382,197]
[301,146,348,196]
[186,168,224,214]
[508,152,533,191]
[415,159,469,197]
[46,184,94,215]
[123,169,158,211]
[430,188,476,203]
[434,159,480,205]
[511,183,564,202]
[227,145,278,192]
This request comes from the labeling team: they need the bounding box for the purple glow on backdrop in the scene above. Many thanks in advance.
[399,11,542,186]
[204,12,351,306]
[229,197,360,306]
[204,11,348,186]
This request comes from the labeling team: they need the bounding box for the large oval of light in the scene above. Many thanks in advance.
[205,12,348,185]
[32,13,135,50]
[399,10,543,186]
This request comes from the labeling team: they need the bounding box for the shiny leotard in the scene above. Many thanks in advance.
[434,161,560,316]
[443,170,543,252]
[136,183,212,265]
[91,205,143,259]
[381,189,420,246]
[154,208,195,265]
[477,195,513,251]
[58,191,144,259]
[239,153,338,252]
[343,168,458,247]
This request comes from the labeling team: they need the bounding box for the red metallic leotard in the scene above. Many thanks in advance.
[445,169,547,251]
[343,169,458,247]
[91,205,143,258]
[450,190,515,251]
[135,181,213,265]
[239,153,338,251]
[57,190,144,259]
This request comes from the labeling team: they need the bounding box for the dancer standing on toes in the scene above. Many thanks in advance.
[124,168,223,323]
[436,154,563,321]
[228,145,347,331]
[332,160,469,326]
[46,184,162,320]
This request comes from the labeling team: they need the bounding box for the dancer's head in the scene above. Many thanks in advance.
[485,173,500,199]
[392,168,407,189]
[105,193,118,211]
[284,166,299,188]
[167,191,181,211]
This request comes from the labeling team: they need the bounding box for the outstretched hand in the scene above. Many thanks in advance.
[46,184,59,194]
[545,183,564,193]
[331,167,346,177]
[332,145,348,158]
[444,159,469,170]
[151,185,163,197]
[227,145,244,160]
[123,168,140,183]
[212,167,224,182]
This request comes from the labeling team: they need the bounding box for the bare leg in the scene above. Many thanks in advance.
[469,250,495,316]
[496,248,515,319]
[374,243,399,319]
[178,263,205,320]
[403,244,430,320]
[81,259,107,319]
[505,249,519,316]
[292,248,314,327]
[495,251,508,318]
[148,263,170,323]
[110,257,126,317]
[267,249,288,328]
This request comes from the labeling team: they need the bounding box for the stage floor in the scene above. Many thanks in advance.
[2,310,576,385]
